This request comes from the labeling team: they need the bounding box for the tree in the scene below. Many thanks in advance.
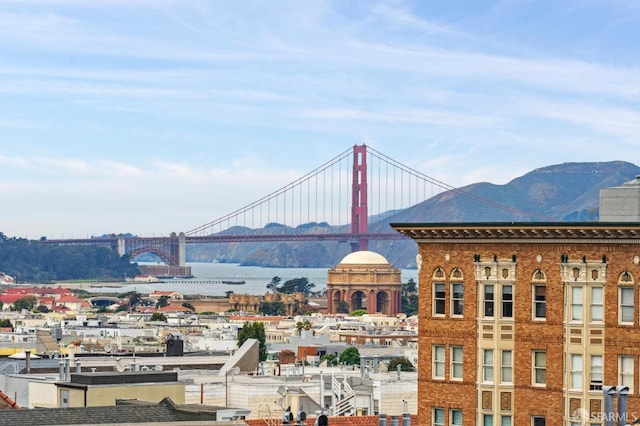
[266,276,281,292]
[35,305,50,313]
[388,357,415,372]
[11,295,37,311]
[320,353,338,366]
[118,291,142,311]
[156,295,169,308]
[336,300,350,314]
[0,318,13,331]
[276,277,315,296]
[401,278,419,316]
[339,346,360,366]
[260,301,286,315]
[296,319,312,333]
[350,309,367,316]
[151,312,167,322]
[182,302,196,312]
[237,321,267,361]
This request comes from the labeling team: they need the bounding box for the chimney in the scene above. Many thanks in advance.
[25,350,31,374]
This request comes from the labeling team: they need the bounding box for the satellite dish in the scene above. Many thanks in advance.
[115,359,125,372]
[277,385,287,396]
[277,397,285,408]
[232,366,240,375]
[154,364,163,371]
[104,344,112,353]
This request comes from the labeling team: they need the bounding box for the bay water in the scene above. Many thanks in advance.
[87,262,418,297]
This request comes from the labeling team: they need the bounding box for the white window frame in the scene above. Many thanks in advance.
[590,354,602,391]
[619,355,634,392]
[532,416,545,426]
[433,407,445,426]
[590,287,603,323]
[532,350,546,386]
[570,354,583,390]
[450,409,462,426]
[482,414,494,426]
[483,285,494,318]
[533,284,546,320]
[450,346,463,380]
[434,283,446,316]
[501,350,513,384]
[571,286,583,322]
[482,349,494,383]
[451,283,464,317]
[501,285,513,319]
[433,345,445,379]
[619,286,634,324]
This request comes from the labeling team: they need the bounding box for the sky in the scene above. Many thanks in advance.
[1,0,639,239]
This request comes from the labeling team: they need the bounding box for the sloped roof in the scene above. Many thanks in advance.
[0,397,217,425]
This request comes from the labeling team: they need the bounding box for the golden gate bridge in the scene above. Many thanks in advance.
[44,144,539,270]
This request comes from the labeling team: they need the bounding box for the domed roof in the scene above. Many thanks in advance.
[338,250,390,266]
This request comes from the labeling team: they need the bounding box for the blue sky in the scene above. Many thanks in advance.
[1,0,639,239]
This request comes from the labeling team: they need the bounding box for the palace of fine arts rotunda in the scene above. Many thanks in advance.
[326,250,403,316]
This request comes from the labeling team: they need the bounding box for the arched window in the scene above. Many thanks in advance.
[432,268,446,316]
[618,270,635,324]
[450,268,464,317]
[532,269,547,320]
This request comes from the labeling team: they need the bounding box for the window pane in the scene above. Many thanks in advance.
[433,407,444,425]
[484,285,494,317]
[452,283,464,315]
[534,351,546,385]
[501,416,512,426]
[484,350,494,382]
[451,409,462,425]
[621,287,634,323]
[451,346,463,379]
[502,285,513,318]
[590,355,602,390]
[534,285,546,318]
[571,354,583,388]
[483,414,494,426]
[434,283,445,315]
[592,287,603,303]
[572,287,583,321]
[533,417,545,426]
[591,287,603,322]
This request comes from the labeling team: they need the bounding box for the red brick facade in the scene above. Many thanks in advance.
[393,223,640,425]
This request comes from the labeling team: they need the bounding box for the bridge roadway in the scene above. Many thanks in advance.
[44,232,408,244]
[42,232,410,268]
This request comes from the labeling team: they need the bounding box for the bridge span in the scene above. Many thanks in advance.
[42,144,534,269]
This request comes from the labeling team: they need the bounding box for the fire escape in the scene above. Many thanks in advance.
[331,374,355,416]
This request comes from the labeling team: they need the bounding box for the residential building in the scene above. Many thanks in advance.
[392,221,640,425]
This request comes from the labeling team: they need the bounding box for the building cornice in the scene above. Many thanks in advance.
[390,222,640,242]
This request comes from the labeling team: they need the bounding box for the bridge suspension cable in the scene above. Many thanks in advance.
[185,147,355,237]
[186,144,552,239]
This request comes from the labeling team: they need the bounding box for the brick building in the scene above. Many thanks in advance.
[392,222,640,425]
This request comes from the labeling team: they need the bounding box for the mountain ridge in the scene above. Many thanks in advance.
[187,160,640,269]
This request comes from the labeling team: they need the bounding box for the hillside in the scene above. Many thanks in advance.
[187,161,640,269]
